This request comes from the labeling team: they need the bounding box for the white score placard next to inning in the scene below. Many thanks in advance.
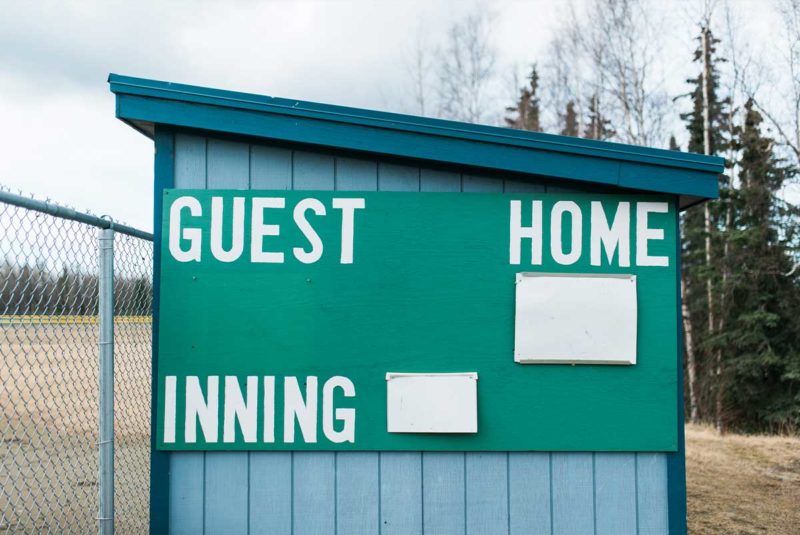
[386,372,478,433]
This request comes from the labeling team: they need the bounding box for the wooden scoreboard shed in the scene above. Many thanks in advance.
[110,74,722,535]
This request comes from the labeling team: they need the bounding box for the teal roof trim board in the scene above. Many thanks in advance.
[109,73,722,207]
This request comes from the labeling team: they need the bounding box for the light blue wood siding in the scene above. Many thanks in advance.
[167,132,670,535]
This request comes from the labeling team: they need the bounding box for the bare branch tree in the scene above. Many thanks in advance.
[542,0,668,146]
[682,272,700,423]
[541,4,587,133]
[405,25,432,116]
[721,0,747,179]
[589,0,668,146]
[745,0,800,162]
[435,8,499,124]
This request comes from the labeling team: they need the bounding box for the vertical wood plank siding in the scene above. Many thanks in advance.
[168,132,670,535]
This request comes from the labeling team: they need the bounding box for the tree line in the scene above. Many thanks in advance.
[408,0,800,434]
[0,261,151,316]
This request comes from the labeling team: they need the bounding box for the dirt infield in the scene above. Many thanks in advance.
[1,322,150,534]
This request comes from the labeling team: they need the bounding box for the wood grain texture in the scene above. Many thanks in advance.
[380,452,423,535]
[205,452,249,535]
[462,174,503,192]
[551,453,595,535]
[595,453,637,535]
[169,452,204,535]
[466,453,509,535]
[637,453,669,535]
[251,146,292,190]
[420,169,461,192]
[165,134,673,535]
[336,157,378,191]
[174,134,206,188]
[249,452,292,535]
[336,452,380,534]
[293,453,336,535]
[294,151,334,190]
[546,184,585,194]
[207,139,249,189]
[423,452,466,535]
[508,452,551,535]
[504,179,545,193]
[379,163,419,191]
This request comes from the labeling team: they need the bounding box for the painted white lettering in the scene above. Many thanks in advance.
[293,198,326,263]
[636,202,670,267]
[332,198,365,264]
[263,376,275,443]
[510,200,543,265]
[550,201,582,265]
[185,376,219,443]
[251,197,285,263]
[591,201,630,267]
[223,376,258,443]
[322,376,356,443]
[210,197,245,262]
[163,376,176,443]
[283,376,318,443]
[169,196,202,262]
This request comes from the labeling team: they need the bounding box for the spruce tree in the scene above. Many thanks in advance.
[681,29,729,156]
[505,65,541,132]
[584,94,614,140]
[723,100,800,432]
[560,101,579,137]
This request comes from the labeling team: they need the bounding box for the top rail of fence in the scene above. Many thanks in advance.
[0,189,153,241]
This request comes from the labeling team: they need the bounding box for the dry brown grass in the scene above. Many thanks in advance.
[686,423,800,535]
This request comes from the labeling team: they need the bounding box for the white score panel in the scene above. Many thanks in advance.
[514,273,637,365]
[386,372,478,433]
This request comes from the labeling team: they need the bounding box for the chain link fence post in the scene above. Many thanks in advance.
[0,189,152,533]
[98,226,115,535]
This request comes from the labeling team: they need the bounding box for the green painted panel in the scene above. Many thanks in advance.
[157,190,678,451]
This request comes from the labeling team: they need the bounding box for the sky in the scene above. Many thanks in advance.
[0,0,779,231]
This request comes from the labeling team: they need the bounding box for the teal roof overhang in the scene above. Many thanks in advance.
[109,74,722,209]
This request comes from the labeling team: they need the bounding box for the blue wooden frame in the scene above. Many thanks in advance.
[150,127,173,535]
[110,74,719,535]
[109,74,722,208]
[668,213,688,535]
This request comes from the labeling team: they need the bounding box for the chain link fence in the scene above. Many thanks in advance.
[0,190,152,534]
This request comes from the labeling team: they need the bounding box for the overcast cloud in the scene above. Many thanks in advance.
[0,0,777,230]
